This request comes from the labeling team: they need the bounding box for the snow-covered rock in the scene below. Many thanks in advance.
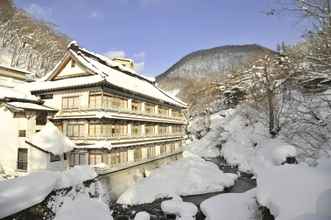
[117,155,237,205]
[53,193,112,220]
[0,171,59,219]
[200,189,257,220]
[256,159,331,220]
[134,211,150,220]
[271,145,297,165]
[161,198,198,220]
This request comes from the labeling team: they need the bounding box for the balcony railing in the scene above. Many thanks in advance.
[59,106,185,121]
[69,133,184,141]
[95,149,183,174]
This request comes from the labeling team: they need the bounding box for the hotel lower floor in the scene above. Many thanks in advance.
[69,140,183,169]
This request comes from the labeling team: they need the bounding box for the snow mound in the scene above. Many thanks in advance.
[316,189,331,217]
[134,211,150,220]
[56,166,97,189]
[0,166,98,218]
[200,189,257,220]
[0,171,59,219]
[54,193,113,220]
[271,145,297,165]
[256,159,331,220]
[117,155,237,205]
[28,122,75,155]
[161,198,198,220]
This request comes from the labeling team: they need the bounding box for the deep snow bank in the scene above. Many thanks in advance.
[256,159,331,220]
[117,152,237,205]
[0,166,98,218]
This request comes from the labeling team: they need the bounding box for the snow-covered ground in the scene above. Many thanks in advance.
[117,152,237,205]
[186,105,331,220]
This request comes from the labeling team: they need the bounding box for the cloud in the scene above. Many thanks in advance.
[104,50,126,58]
[25,3,52,20]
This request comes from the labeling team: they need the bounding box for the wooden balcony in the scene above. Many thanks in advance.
[58,106,185,122]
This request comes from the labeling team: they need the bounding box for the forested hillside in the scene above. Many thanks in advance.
[0,0,70,77]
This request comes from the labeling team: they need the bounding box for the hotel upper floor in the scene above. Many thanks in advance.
[25,42,187,124]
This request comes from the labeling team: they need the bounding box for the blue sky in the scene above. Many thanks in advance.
[15,0,306,76]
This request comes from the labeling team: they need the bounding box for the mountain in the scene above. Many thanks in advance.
[156,44,276,112]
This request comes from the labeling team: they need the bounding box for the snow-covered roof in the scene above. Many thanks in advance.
[0,64,33,76]
[27,122,75,155]
[0,86,38,101]
[28,42,187,108]
[5,102,57,112]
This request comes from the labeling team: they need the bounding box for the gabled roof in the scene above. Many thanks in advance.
[28,42,187,108]
[5,102,57,112]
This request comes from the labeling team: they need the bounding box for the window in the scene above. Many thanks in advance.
[70,152,87,166]
[172,109,183,118]
[145,103,155,114]
[160,144,166,155]
[36,112,48,125]
[89,95,102,109]
[67,124,85,137]
[134,148,142,162]
[145,125,155,137]
[62,96,80,110]
[131,100,142,112]
[147,145,156,159]
[158,125,168,136]
[89,152,103,165]
[18,130,26,137]
[103,95,128,110]
[111,123,127,137]
[17,148,28,171]
[131,124,141,137]
[64,153,67,160]
[40,94,53,100]
[170,143,176,153]
[110,151,121,165]
[172,125,183,135]
[158,106,169,116]
[50,154,61,162]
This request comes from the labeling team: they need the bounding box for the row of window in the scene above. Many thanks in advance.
[65,122,184,138]
[69,141,182,167]
[61,94,184,119]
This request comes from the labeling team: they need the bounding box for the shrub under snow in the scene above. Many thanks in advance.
[117,152,237,205]
[200,189,257,220]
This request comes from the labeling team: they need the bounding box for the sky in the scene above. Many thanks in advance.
[14,0,307,76]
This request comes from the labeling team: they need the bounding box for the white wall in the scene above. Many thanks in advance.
[0,106,69,175]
